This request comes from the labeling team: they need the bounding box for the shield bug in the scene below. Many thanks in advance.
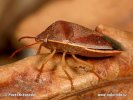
[10,20,124,90]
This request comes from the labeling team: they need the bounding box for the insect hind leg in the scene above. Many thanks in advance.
[72,54,101,80]
[72,54,93,71]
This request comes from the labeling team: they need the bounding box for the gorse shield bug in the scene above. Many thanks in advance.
[10,20,124,90]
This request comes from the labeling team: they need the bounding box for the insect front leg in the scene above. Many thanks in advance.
[36,43,43,54]
[35,49,56,82]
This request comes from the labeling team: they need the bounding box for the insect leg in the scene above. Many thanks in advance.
[72,54,93,71]
[35,49,56,82]
[41,49,56,66]
[37,43,43,54]
[72,54,102,80]
[61,52,74,90]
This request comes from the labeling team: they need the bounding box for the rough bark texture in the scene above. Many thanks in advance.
[0,25,133,100]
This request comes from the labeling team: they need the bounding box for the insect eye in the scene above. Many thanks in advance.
[35,37,39,42]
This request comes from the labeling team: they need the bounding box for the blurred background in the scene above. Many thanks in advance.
[0,0,133,65]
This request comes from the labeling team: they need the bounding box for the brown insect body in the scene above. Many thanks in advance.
[10,20,124,90]
[35,21,123,57]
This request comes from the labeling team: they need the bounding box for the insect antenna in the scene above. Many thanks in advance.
[18,36,36,42]
[9,42,41,59]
